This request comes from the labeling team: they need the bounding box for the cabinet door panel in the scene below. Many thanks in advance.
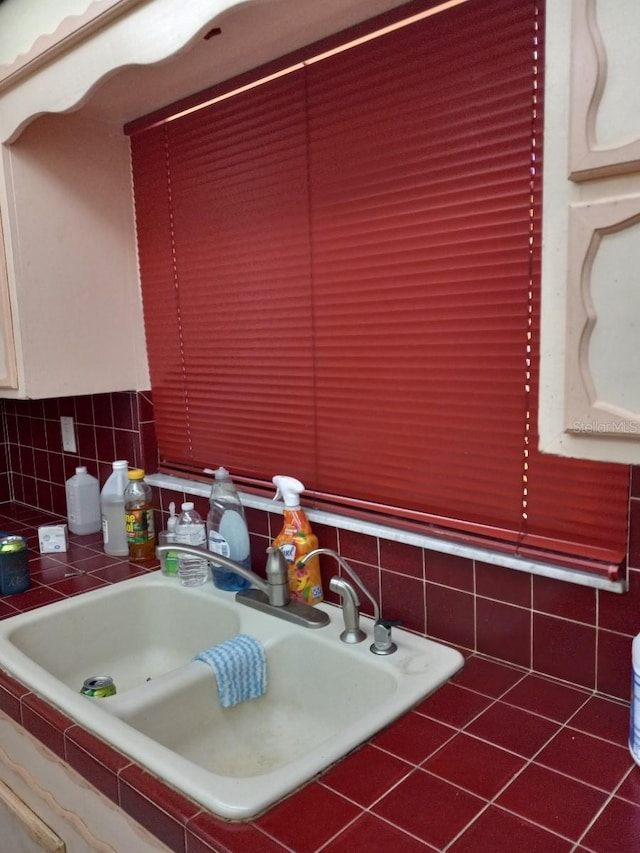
[570,0,640,179]
[565,196,640,436]
[0,212,17,389]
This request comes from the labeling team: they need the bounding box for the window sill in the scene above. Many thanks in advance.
[146,473,627,594]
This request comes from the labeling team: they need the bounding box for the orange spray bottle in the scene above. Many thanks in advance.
[271,476,323,605]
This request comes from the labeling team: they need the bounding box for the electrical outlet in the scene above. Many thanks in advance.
[60,416,77,453]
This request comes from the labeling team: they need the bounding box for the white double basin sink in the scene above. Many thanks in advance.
[0,572,463,819]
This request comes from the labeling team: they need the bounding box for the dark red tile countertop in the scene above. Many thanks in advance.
[1,504,639,852]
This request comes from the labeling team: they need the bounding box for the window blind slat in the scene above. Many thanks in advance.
[130,0,630,573]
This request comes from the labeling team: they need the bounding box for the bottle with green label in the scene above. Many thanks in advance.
[124,469,156,562]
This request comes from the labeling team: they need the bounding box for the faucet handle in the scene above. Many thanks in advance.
[265,547,289,607]
[370,618,400,656]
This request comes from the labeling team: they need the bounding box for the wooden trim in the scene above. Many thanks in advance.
[0,778,65,853]
[0,0,146,92]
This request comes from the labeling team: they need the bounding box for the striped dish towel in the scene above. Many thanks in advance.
[194,634,266,708]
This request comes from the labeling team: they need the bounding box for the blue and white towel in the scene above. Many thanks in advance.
[194,634,266,708]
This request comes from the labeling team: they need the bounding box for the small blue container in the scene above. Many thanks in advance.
[0,535,30,595]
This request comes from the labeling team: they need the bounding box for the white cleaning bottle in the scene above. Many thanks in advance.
[65,466,101,535]
[100,460,129,556]
[206,467,251,591]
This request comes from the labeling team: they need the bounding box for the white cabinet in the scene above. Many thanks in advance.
[0,0,447,399]
[0,210,17,389]
[540,0,640,463]
[0,111,149,398]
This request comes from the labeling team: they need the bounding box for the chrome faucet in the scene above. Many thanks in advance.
[297,548,398,654]
[329,576,366,643]
[156,544,329,629]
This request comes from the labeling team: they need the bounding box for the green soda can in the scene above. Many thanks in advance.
[80,676,116,698]
[0,535,30,595]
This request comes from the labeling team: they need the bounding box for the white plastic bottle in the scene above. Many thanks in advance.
[630,634,640,765]
[65,466,101,535]
[206,467,251,591]
[100,460,129,557]
[175,502,208,587]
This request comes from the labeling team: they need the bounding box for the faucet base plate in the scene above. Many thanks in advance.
[235,588,330,629]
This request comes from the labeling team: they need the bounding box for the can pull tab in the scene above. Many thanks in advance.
[371,618,400,656]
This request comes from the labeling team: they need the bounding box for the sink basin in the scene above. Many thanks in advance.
[6,581,241,692]
[0,572,463,818]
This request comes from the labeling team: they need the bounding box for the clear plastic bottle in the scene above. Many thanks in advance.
[65,466,101,535]
[100,460,129,556]
[175,502,208,586]
[206,467,251,591]
[124,469,156,562]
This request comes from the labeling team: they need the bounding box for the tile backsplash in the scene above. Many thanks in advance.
[1,390,640,702]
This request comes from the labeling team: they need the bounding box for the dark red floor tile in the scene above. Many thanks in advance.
[415,682,494,728]
[50,572,109,596]
[5,584,65,612]
[338,529,378,565]
[532,574,596,625]
[533,614,596,689]
[568,694,630,747]
[597,630,632,701]
[322,812,437,852]
[502,673,590,722]
[373,769,485,850]
[65,725,130,803]
[496,763,608,841]
[380,538,424,578]
[21,693,73,760]
[612,768,640,805]
[466,700,559,758]
[535,728,632,792]
[424,551,474,591]
[475,560,532,608]
[449,654,525,698]
[119,764,200,852]
[476,598,531,668]
[372,710,455,764]
[381,571,426,633]
[580,796,640,853]
[448,805,572,853]
[28,563,81,584]
[0,670,27,720]
[91,561,149,583]
[67,553,121,573]
[255,782,360,853]
[423,733,526,799]
[0,598,20,619]
[425,583,475,649]
[319,744,411,807]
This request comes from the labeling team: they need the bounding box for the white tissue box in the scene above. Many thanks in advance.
[38,524,69,553]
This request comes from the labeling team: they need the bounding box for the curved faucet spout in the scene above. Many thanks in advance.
[298,548,380,620]
[156,544,329,630]
[156,544,269,596]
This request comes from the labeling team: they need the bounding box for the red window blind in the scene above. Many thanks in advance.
[128,0,630,576]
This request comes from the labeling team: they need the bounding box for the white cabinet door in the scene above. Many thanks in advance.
[0,778,65,853]
[0,209,17,389]
[540,0,640,463]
